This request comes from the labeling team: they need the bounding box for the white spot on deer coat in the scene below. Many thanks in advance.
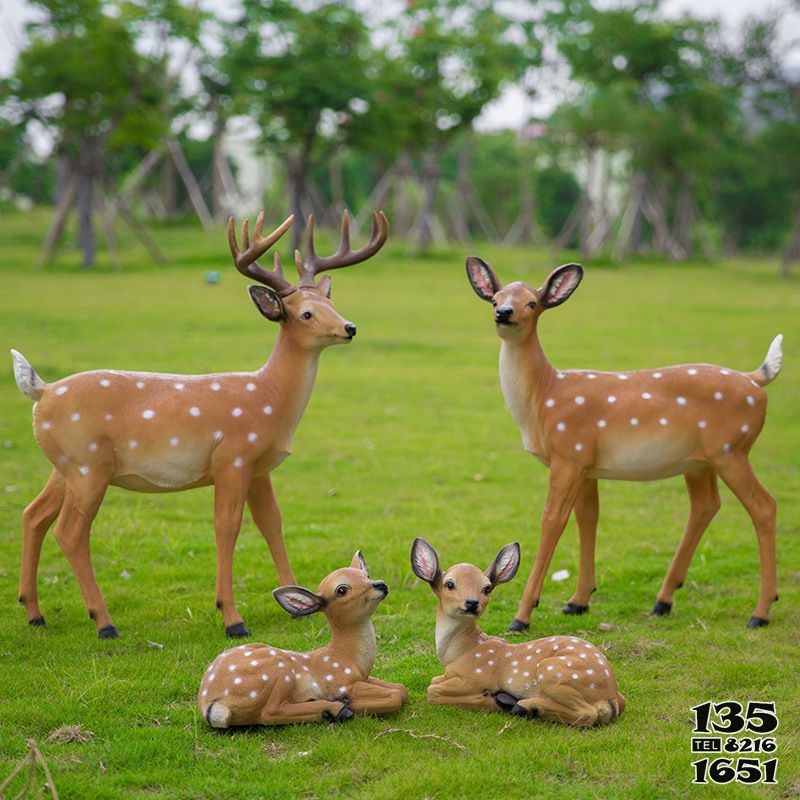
[263,406,273,415]
[247,432,257,442]
[129,440,137,449]
[211,382,221,391]
[79,465,90,475]
[190,407,200,416]
[545,398,555,408]
[676,397,687,406]
[652,372,662,379]
[688,368,698,375]
[575,396,585,405]
[71,413,80,422]
[100,379,110,387]
[556,422,566,431]
[142,409,155,419]
[714,392,723,400]
[607,396,616,404]
[660,418,668,426]
[136,381,145,389]
[641,392,652,400]
[246,383,256,392]
[232,408,242,417]
[597,420,606,428]
[630,418,639,426]
[698,420,707,429]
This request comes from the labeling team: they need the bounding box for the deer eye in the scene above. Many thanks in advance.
[444,580,455,591]
[483,585,493,595]
[528,300,537,309]
[336,585,349,597]
[301,311,313,320]
[491,299,497,307]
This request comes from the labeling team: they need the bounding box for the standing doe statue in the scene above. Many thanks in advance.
[410,538,624,726]
[11,210,388,638]
[199,551,408,727]
[466,257,782,630]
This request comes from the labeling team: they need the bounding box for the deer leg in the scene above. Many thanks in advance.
[258,699,351,726]
[653,466,720,616]
[511,462,585,631]
[246,474,296,586]
[712,456,777,627]
[564,478,599,614]
[213,466,253,637]
[19,469,66,626]
[427,675,501,712]
[365,676,409,701]
[53,481,117,637]
[345,679,407,716]
[515,691,600,727]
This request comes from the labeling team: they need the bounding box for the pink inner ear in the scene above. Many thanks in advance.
[471,265,496,298]
[495,553,514,581]
[414,547,437,581]
[548,270,580,302]
[284,591,316,612]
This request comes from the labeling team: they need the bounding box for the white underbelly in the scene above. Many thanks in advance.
[592,435,703,481]
[115,445,211,490]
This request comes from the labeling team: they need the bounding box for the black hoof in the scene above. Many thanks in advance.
[493,692,519,712]
[562,602,589,616]
[507,618,529,633]
[746,616,769,628]
[225,622,252,638]
[511,703,534,717]
[652,600,672,617]
[336,706,354,722]
[28,616,46,627]
[98,624,119,639]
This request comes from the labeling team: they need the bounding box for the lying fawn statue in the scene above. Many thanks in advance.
[411,538,624,726]
[199,551,407,727]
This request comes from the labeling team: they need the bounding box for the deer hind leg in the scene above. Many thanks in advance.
[654,466,720,616]
[213,466,253,638]
[246,474,296,586]
[712,456,777,627]
[53,480,117,638]
[564,478,599,615]
[516,684,606,727]
[19,469,66,626]
[511,462,585,631]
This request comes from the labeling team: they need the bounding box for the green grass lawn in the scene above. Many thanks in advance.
[0,209,798,799]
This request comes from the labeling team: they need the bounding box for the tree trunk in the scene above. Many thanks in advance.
[451,136,473,242]
[161,154,177,219]
[76,138,98,267]
[288,156,309,252]
[579,144,596,261]
[416,143,444,250]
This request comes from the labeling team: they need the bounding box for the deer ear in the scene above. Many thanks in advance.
[272,586,325,616]
[411,538,441,587]
[540,264,583,309]
[486,542,520,586]
[316,275,332,298]
[350,549,370,576]
[466,256,502,302]
[248,285,286,322]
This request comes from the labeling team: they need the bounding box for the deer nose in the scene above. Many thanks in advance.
[373,581,388,596]
[345,323,357,338]
[464,598,479,614]
[495,306,513,323]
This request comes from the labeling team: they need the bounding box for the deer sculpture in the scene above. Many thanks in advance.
[199,551,408,727]
[11,210,388,639]
[466,257,783,630]
[410,538,624,726]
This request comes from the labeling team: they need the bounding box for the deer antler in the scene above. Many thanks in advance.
[294,210,389,287]
[228,212,296,296]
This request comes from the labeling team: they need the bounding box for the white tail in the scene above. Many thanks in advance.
[467,257,780,630]
[198,551,407,727]
[410,539,624,726]
[15,211,389,639]
[750,333,783,386]
[11,349,46,400]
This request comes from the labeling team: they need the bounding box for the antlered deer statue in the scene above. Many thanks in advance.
[466,257,782,630]
[11,210,388,639]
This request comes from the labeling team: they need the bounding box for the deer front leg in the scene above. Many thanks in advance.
[654,466,720,616]
[19,469,66,627]
[427,675,499,712]
[213,465,253,638]
[365,676,409,702]
[511,460,585,631]
[247,474,296,586]
[345,679,407,716]
[53,480,117,638]
[259,699,352,726]
[564,478,598,615]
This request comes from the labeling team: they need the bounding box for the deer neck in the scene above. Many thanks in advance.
[434,610,484,666]
[257,331,321,443]
[327,617,377,677]
[498,324,555,446]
